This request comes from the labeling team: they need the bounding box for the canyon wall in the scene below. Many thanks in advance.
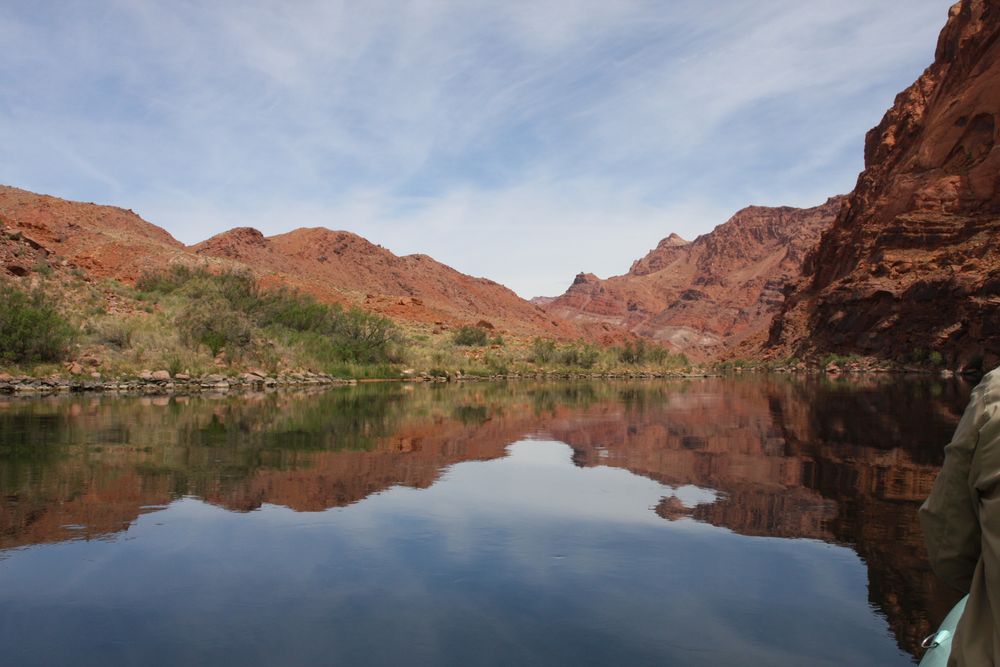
[769,0,1000,369]
[543,198,843,360]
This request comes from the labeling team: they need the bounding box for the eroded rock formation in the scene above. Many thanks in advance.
[769,0,1000,369]
[543,198,843,360]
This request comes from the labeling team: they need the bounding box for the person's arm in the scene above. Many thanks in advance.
[919,369,998,593]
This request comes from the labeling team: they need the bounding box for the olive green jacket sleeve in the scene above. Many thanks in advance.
[920,368,1000,593]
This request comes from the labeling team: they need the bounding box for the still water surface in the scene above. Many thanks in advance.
[0,377,972,666]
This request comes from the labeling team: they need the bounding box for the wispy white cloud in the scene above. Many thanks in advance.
[0,0,954,297]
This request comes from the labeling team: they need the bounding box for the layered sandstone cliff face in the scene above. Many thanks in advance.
[543,198,843,360]
[0,185,578,339]
[769,0,1000,369]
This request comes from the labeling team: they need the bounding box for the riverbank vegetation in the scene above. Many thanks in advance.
[0,268,693,380]
[0,286,75,365]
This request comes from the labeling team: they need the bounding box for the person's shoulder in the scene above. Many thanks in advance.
[981,367,1000,394]
[977,367,1000,416]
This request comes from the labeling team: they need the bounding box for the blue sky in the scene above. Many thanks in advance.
[0,1,954,298]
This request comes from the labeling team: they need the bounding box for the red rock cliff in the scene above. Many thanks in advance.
[544,198,843,360]
[769,0,1000,369]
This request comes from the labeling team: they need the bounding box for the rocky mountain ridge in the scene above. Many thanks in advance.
[540,197,845,360]
[0,185,589,341]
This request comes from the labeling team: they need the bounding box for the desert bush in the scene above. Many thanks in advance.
[91,318,135,349]
[529,337,557,363]
[328,307,401,363]
[140,266,402,366]
[256,288,333,332]
[176,293,253,356]
[618,340,647,364]
[821,353,859,368]
[136,264,207,294]
[453,325,489,346]
[559,343,600,369]
[166,355,184,377]
[618,339,687,368]
[0,285,74,364]
[483,352,509,375]
[928,351,944,366]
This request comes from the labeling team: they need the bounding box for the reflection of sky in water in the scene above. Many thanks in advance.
[0,440,911,667]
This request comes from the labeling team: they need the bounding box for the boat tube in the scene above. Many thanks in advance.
[918,596,968,667]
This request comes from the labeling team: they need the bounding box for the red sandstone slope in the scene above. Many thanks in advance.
[0,185,582,339]
[769,0,1000,369]
[191,226,579,337]
[543,198,843,360]
[0,185,186,281]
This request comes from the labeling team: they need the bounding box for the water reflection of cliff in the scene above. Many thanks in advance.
[0,377,971,657]
[0,384,534,548]
[544,378,970,656]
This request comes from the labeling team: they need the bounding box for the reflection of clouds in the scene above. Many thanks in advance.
[0,440,905,667]
[368,439,720,530]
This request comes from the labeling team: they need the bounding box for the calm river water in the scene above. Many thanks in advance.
[0,377,971,666]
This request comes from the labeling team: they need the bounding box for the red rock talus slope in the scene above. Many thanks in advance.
[542,198,843,360]
[769,0,1000,369]
[0,185,584,339]
[0,185,186,281]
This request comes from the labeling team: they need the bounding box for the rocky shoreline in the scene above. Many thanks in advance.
[0,368,723,395]
[0,370,359,395]
[0,362,969,396]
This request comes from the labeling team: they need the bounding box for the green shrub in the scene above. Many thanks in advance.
[618,339,687,369]
[136,264,209,294]
[928,351,944,366]
[558,343,600,369]
[176,293,253,356]
[529,338,557,363]
[483,352,509,375]
[141,266,402,366]
[618,340,647,364]
[258,289,335,332]
[328,307,401,363]
[91,318,135,349]
[0,285,74,364]
[822,353,847,368]
[453,325,489,346]
[166,355,184,377]
[32,261,53,276]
